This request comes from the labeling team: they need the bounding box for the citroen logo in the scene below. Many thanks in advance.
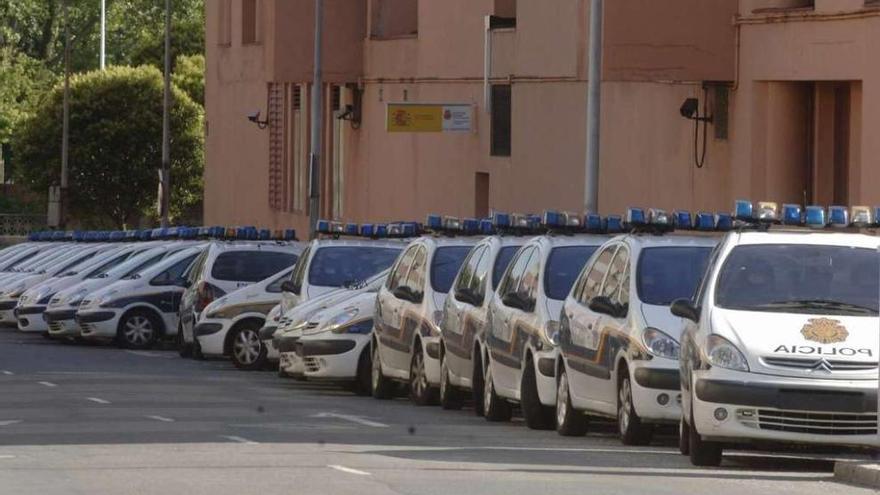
[807,359,833,373]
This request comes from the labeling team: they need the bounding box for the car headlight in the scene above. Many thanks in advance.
[66,289,89,307]
[321,308,359,334]
[332,318,374,335]
[5,283,27,298]
[705,334,749,371]
[642,327,680,360]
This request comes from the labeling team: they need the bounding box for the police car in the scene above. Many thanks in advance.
[676,202,880,466]
[275,269,391,379]
[556,209,720,443]
[76,245,206,349]
[438,215,526,411]
[194,267,292,370]
[16,244,146,334]
[483,212,607,428]
[177,235,301,357]
[45,244,193,339]
[372,217,480,404]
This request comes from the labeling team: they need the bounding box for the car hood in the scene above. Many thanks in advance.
[641,304,688,341]
[711,308,877,379]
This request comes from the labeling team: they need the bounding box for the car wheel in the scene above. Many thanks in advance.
[556,366,588,436]
[617,372,654,445]
[352,347,372,396]
[192,335,204,360]
[471,350,485,417]
[688,400,723,466]
[679,417,690,455]
[371,341,395,400]
[409,345,438,406]
[117,310,160,350]
[439,350,463,410]
[177,323,192,358]
[230,323,266,371]
[521,356,555,430]
[483,360,511,422]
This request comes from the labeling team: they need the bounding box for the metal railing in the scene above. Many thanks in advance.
[0,214,45,236]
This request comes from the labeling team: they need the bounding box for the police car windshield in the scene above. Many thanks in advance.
[213,251,298,283]
[715,244,879,315]
[492,246,520,289]
[308,247,400,288]
[430,246,473,294]
[545,245,599,300]
[637,247,713,305]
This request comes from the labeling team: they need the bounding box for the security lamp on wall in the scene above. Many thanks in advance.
[679,90,714,169]
[247,110,269,130]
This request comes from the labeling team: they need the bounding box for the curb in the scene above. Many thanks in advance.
[834,461,880,488]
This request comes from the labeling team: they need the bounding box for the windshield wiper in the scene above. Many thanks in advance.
[757,299,877,315]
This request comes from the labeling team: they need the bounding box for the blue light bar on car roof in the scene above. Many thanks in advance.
[828,206,849,228]
[109,231,125,242]
[479,219,495,235]
[693,212,713,231]
[625,207,646,226]
[606,215,624,233]
[344,223,359,236]
[804,206,826,228]
[425,215,443,230]
[584,213,604,233]
[491,212,510,228]
[673,211,693,230]
[462,218,480,234]
[781,204,802,226]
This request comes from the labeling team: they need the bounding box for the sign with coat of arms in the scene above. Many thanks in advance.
[800,318,849,344]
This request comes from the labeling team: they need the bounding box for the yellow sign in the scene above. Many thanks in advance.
[386,103,473,133]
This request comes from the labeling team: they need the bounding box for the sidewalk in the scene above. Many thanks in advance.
[835,461,880,488]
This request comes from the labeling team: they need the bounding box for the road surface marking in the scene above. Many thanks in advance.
[37,381,57,388]
[328,465,371,476]
[0,455,15,460]
[0,420,23,427]
[311,412,389,428]
[146,415,174,423]
[125,350,173,358]
[220,435,259,445]
[1,370,13,375]
[86,397,110,404]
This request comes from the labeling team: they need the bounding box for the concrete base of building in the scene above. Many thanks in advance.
[834,461,880,488]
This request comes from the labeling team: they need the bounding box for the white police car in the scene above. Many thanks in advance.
[483,212,607,428]
[556,209,719,443]
[178,237,301,357]
[372,217,480,404]
[76,245,206,349]
[439,216,526,411]
[194,267,292,370]
[676,202,880,466]
[45,244,192,339]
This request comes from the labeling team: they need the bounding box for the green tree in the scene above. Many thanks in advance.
[172,53,203,105]
[0,48,56,143]
[12,65,203,228]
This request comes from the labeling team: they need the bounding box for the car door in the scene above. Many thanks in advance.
[593,245,630,406]
[444,245,487,379]
[180,249,209,338]
[395,245,428,372]
[375,244,417,375]
[564,244,618,408]
[150,253,200,330]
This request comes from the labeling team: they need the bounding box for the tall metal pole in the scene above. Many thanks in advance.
[308,0,324,239]
[60,0,71,229]
[584,0,603,214]
[160,0,171,227]
[100,0,106,69]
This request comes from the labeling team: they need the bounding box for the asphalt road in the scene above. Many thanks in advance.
[0,329,874,495]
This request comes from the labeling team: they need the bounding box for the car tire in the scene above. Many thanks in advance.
[679,418,691,455]
[483,361,512,422]
[521,356,555,430]
[688,402,723,466]
[371,341,395,400]
[117,309,160,350]
[352,347,372,397]
[230,322,267,371]
[192,336,204,360]
[617,372,654,445]
[471,350,485,417]
[439,350,463,410]
[409,345,439,406]
[555,366,588,436]
[177,323,192,358]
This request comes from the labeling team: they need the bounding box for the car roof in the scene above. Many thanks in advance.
[416,235,482,248]
[310,238,409,249]
[729,230,880,249]
[209,241,303,254]
[530,234,610,248]
[619,233,720,249]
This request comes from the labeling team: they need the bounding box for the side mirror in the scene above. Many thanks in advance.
[393,285,421,303]
[455,287,483,307]
[671,298,700,322]
[502,292,528,311]
[280,280,297,294]
[589,296,623,318]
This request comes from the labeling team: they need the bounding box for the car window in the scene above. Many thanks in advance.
[405,247,428,296]
[694,244,722,305]
[517,248,542,310]
[52,251,97,275]
[637,246,713,306]
[454,246,485,294]
[123,253,168,279]
[212,251,297,283]
[470,247,492,299]
[84,252,133,278]
[545,245,599,301]
[308,246,400,288]
[715,244,878,315]
[578,245,617,304]
[186,250,209,284]
[491,246,520,290]
[387,246,417,291]
[601,247,629,302]
[267,270,293,293]
[150,253,198,286]
[500,247,533,299]
[287,245,312,294]
[430,246,472,294]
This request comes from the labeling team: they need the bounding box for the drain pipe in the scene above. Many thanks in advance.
[483,15,492,114]
[584,0,603,214]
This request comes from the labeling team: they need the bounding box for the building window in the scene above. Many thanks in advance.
[490,85,511,157]
[242,0,259,44]
[370,0,418,39]
[218,0,232,46]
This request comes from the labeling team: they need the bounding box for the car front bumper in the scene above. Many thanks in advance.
[15,304,48,332]
[194,318,231,357]
[76,309,121,340]
[629,360,682,423]
[279,351,304,376]
[301,333,369,380]
[691,368,879,448]
[0,299,19,324]
[259,325,279,362]
[44,308,80,338]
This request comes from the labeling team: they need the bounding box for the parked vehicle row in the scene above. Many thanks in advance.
[7,202,879,468]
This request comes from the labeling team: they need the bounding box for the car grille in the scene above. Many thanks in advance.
[80,300,92,308]
[48,321,64,333]
[305,322,319,330]
[738,409,878,436]
[49,297,61,305]
[762,356,877,372]
[304,357,320,373]
[79,323,95,334]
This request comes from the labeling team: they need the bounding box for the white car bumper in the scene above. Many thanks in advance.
[535,347,559,407]
[691,368,879,448]
[302,333,370,380]
[279,351,304,376]
[15,305,48,333]
[194,318,233,357]
[629,360,682,423]
[45,309,80,338]
[76,309,122,340]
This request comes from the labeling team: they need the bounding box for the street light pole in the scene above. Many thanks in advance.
[308,0,324,239]
[60,0,71,229]
[584,0,603,214]
[159,0,171,227]
[100,0,106,69]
